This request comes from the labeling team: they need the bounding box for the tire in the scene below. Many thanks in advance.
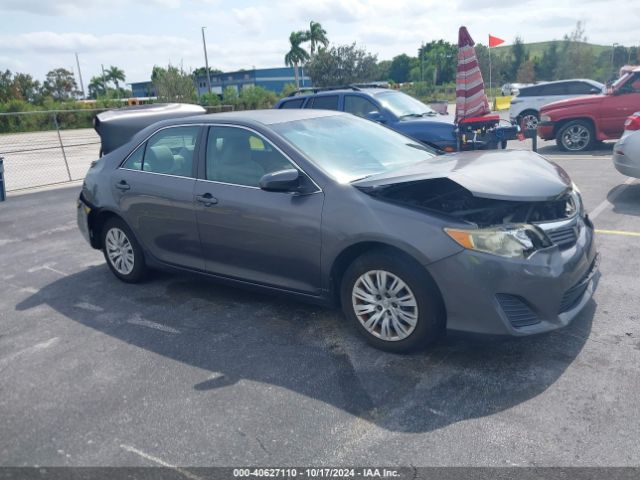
[556,120,594,152]
[101,217,147,283]
[340,249,445,353]
[518,111,539,131]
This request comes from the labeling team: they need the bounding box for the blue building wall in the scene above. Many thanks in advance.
[195,67,310,96]
[129,81,157,98]
[130,67,311,99]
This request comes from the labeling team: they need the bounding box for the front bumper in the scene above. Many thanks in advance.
[427,215,599,336]
[537,122,555,140]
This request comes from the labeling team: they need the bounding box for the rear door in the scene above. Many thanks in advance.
[193,125,324,294]
[112,125,204,270]
[534,82,570,110]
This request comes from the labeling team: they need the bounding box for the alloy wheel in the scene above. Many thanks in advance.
[351,270,419,342]
[561,124,591,151]
[105,227,135,275]
[521,113,539,130]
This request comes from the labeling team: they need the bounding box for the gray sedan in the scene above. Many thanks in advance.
[77,109,599,352]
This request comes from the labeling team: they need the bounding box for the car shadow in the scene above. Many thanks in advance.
[15,266,595,433]
[536,141,614,156]
[607,182,640,216]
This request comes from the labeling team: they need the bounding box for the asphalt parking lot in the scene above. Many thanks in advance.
[1,141,639,468]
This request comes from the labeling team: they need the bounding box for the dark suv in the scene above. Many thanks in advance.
[274,86,457,152]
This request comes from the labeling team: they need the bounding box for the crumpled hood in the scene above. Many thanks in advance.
[353,149,572,202]
[541,94,605,112]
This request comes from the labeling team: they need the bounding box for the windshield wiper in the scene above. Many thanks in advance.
[400,112,436,119]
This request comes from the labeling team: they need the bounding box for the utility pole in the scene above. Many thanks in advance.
[611,43,619,79]
[201,26,212,95]
[101,64,108,96]
[75,52,85,99]
[420,42,424,82]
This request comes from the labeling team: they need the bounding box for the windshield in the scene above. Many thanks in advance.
[610,73,632,93]
[374,91,437,118]
[271,114,437,183]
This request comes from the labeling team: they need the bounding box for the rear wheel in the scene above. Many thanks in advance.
[102,217,147,283]
[340,249,445,353]
[518,111,539,130]
[556,120,594,152]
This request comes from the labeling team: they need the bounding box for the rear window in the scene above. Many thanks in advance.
[279,98,305,109]
[308,95,339,110]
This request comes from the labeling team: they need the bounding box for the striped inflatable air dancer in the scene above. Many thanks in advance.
[455,26,490,124]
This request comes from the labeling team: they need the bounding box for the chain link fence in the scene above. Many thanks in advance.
[0,105,234,193]
[0,109,104,192]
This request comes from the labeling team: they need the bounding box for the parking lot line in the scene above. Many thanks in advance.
[590,177,636,220]
[595,229,640,237]
[119,444,203,480]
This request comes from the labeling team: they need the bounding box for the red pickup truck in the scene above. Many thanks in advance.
[538,67,640,151]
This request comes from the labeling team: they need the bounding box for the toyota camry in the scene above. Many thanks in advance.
[77,109,599,352]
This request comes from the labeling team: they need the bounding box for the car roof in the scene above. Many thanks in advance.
[170,108,345,127]
[521,78,603,88]
[282,87,391,100]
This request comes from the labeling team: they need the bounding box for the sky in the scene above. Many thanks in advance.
[0,0,638,86]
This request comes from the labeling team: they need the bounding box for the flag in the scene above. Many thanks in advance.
[489,34,505,48]
[455,26,490,123]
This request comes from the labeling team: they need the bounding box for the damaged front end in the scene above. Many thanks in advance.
[358,177,586,259]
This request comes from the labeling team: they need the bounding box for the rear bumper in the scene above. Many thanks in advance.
[613,151,640,178]
[77,194,93,246]
[537,122,555,140]
[427,215,598,336]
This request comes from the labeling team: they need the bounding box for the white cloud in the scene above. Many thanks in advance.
[1,0,181,15]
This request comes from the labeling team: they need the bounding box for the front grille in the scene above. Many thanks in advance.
[496,294,540,328]
[546,225,578,249]
[559,258,598,313]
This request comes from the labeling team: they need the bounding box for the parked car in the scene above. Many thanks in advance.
[612,112,640,178]
[538,68,640,151]
[274,86,458,152]
[77,109,599,352]
[510,79,603,130]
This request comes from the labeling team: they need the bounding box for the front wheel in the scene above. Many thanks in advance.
[519,111,539,130]
[556,120,594,152]
[102,217,147,283]
[340,249,445,353]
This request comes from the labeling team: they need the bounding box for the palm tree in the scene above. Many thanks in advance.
[284,31,309,89]
[106,66,126,95]
[306,21,329,56]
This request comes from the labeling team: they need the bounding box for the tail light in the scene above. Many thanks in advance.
[624,115,640,131]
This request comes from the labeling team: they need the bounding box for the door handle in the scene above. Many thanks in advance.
[195,193,218,206]
[115,180,130,191]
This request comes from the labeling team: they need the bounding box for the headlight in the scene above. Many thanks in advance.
[540,114,551,123]
[570,183,584,217]
[444,224,551,258]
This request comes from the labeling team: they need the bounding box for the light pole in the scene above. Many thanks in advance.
[75,52,85,99]
[611,42,619,79]
[201,26,212,95]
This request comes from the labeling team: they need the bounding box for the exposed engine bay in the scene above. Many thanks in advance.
[358,178,577,227]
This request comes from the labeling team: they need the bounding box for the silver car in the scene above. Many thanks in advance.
[613,115,640,178]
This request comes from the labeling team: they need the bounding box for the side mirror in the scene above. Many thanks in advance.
[365,111,385,123]
[589,88,601,94]
[259,169,301,192]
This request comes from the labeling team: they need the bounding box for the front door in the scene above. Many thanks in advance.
[194,125,324,294]
[601,73,640,137]
[113,125,204,270]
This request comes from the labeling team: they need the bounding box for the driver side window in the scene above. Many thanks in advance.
[344,95,380,117]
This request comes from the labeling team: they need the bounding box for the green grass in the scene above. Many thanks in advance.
[492,41,611,60]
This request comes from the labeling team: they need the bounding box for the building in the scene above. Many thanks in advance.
[129,81,157,98]
[195,67,311,96]
[128,66,311,99]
